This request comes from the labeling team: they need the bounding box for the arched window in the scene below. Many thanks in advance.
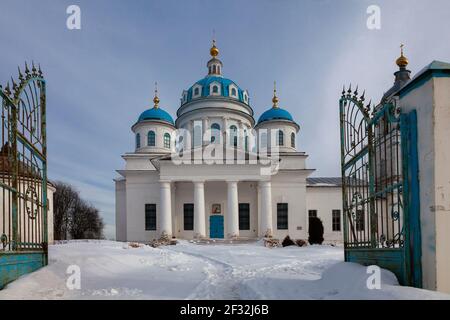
[231,88,237,97]
[277,130,284,146]
[136,133,141,149]
[148,130,155,146]
[194,87,200,96]
[211,123,221,143]
[291,132,295,148]
[164,133,171,149]
[260,132,267,149]
[230,125,238,147]
[217,66,221,74]
[212,85,219,94]
[213,65,216,74]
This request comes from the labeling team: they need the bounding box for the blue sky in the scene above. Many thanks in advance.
[1,0,449,239]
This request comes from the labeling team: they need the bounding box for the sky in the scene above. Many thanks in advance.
[1,0,449,239]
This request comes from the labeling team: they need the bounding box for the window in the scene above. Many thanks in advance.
[217,66,221,74]
[145,204,156,230]
[211,123,220,143]
[212,85,219,93]
[291,132,295,148]
[239,203,250,230]
[136,133,141,148]
[231,88,237,97]
[213,65,216,74]
[243,92,248,103]
[332,210,341,231]
[230,125,237,147]
[194,87,200,96]
[184,203,194,231]
[148,130,155,146]
[356,210,365,231]
[277,130,284,146]
[260,132,267,149]
[176,135,184,153]
[164,133,171,148]
[277,203,288,230]
[244,135,249,152]
[193,125,202,147]
[308,210,317,218]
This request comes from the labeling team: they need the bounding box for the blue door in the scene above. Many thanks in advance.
[209,215,224,239]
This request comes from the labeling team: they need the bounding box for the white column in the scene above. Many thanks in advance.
[227,180,239,239]
[259,181,273,238]
[194,181,206,239]
[159,181,172,238]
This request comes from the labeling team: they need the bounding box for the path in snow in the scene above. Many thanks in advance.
[0,240,449,300]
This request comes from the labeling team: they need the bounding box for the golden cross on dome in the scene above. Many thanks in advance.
[272,81,279,108]
[153,81,160,108]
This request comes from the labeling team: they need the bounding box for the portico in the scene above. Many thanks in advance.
[157,174,273,240]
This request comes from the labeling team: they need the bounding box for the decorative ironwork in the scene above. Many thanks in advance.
[0,234,7,249]
[0,62,47,261]
[25,186,39,219]
[339,84,422,287]
[340,85,405,249]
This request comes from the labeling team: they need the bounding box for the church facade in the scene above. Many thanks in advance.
[115,41,343,242]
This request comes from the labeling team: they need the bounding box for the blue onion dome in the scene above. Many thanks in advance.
[137,91,174,125]
[257,83,298,126]
[257,107,294,124]
[183,76,248,104]
[180,39,250,106]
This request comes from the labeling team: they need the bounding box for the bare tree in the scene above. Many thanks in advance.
[53,181,104,240]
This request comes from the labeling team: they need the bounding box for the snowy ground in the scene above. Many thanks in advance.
[0,240,449,300]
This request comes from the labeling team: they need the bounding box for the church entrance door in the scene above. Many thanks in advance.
[209,215,224,239]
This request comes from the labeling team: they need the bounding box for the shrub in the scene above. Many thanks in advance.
[282,235,296,247]
[264,238,281,248]
[295,239,307,247]
[308,217,324,245]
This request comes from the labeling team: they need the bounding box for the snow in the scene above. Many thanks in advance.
[0,240,449,300]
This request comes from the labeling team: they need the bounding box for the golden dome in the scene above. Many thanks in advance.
[210,39,219,57]
[396,44,409,68]
[153,95,160,107]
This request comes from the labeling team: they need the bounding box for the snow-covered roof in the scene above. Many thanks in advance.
[306,177,342,187]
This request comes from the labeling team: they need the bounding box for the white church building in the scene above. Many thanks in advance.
[115,41,343,242]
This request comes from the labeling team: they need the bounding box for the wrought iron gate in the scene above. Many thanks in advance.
[0,63,48,289]
[339,86,422,287]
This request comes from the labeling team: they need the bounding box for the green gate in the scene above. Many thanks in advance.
[339,86,422,287]
[0,63,48,289]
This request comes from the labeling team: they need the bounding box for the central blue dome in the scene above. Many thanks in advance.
[138,107,174,125]
[184,76,247,104]
[257,107,294,124]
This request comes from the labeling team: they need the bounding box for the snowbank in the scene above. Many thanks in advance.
[0,240,448,300]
